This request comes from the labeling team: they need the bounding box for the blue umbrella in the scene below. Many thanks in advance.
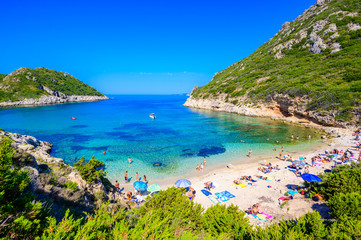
[175,179,191,188]
[133,181,148,191]
[301,173,322,183]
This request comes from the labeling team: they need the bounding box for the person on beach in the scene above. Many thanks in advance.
[204,157,206,166]
[200,163,204,171]
[187,187,196,200]
[205,181,214,191]
[126,191,132,201]
[128,157,132,165]
[311,157,315,167]
[115,180,120,192]
[308,135,311,140]
[196,164,200,171]
[248,149,252,158]
[124,171,128,183]
[143,175,148,183]
[279,150,283,158]
[291,135,294,140]
[136,172,139,181]
[296,136,299,141]
[233,178,242,184]
[103,151,106,155]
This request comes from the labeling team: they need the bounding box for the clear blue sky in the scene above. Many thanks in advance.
[0,0,315,94]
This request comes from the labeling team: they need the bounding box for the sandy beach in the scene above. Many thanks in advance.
[156,127,359,225]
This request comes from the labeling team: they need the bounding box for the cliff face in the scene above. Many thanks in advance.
[0,67,109,107]
[185,0,361,127]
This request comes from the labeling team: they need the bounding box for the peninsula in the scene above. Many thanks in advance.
[0,67,108,107]
[185,0,361,128]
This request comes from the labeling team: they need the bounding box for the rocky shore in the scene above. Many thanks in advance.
[0,95,109,108]
[0,130,130,220]
[184,94,353,129]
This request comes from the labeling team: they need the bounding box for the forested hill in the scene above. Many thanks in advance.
[0,67,105,103]
[186,0,361,127]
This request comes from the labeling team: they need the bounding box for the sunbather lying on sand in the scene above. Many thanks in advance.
[233,178,242,184]
[250,203,262,214]
[256,175,267,180]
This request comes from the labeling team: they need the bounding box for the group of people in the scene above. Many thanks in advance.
[257,163,280,174]
[196,157,207,171]
[233,175,256,184]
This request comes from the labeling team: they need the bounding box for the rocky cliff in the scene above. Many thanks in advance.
[0,67,109,107]
[0,130,129,219]
[185,0,361,127]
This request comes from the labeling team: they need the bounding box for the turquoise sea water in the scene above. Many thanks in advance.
[0,95,322,182]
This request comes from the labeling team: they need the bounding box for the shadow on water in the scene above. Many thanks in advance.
[71,124,88,129]
[197,146,226,157]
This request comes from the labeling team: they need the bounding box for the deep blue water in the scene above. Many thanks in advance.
[0,95,321,182]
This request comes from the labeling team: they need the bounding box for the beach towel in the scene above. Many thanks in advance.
[256,214,268,221]
[208,195,220,204]
[263,175,275,180]
[234,182,247,188]
[221,190,235,199]
[252,214,267,221]
[261,212,273,219]
[215,192,230,202]
[256,176,271,181]
[201,189,212,196]
[287,190,298,195]
[251,179,257,182]
[287,167,297,172]
[279,196,292,201]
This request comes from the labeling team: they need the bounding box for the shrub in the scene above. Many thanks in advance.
[328,192,361,220]
[74,156,106,183]
[64,181,78,192]
[0,136,49,239]
[202,204,251,239]
[312,163,361,200]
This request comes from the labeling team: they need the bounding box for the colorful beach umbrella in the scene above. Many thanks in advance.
[301,173,322,183]
[175,179,191,188]
[133,181,148,191]
[147,184,161,192]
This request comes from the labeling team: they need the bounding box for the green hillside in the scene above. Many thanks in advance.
[0,67,104,102]
[190,0,361,125]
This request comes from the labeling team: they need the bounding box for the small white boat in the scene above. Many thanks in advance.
[149,113,156,119]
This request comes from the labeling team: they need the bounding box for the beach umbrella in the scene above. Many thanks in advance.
[301,173,322,183]
[133,181,148,191]
[147,184,161,193]
[175,179,191,188]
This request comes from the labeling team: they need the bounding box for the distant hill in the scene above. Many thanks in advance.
[185,0,361,127]
[0,67,107,106]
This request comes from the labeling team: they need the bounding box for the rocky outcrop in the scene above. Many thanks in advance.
[184,93,355,128]
[0,130,129,219]
[0,95,109,108]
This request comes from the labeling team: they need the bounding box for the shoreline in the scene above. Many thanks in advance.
[160,128,356,225]
[183,96,352,129]
[0,95,109,108]
[2,122,356,225]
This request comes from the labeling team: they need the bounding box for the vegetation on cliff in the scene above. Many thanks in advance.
[0,67,104,102]
[190,0,361,125]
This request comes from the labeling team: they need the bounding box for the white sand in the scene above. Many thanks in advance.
[161,128,360,225]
